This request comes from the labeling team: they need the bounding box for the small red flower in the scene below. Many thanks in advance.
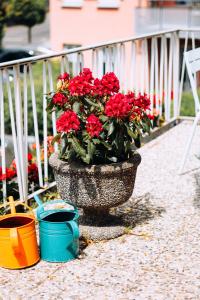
[57,72,70,81]
[0,167,16,181]
[92,72,120,96]
[147,114,155,120]
[56,110,80,133]
[28,153,32,162]
[82,68,93,82]
[105,93,132,118]
[101,72,120,95]
[86,114,103,138]
[68,68,93,96]
[52,93,68,107]
[134,94,151,111]
[28,163,38,182]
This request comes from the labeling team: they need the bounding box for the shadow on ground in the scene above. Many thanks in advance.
[79,193,165,245]
[112,192,165,228]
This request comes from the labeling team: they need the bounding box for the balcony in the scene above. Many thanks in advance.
[1,119,200,297]
[0,28,199,201]
[135,1,200,34]
[0,28,200,297]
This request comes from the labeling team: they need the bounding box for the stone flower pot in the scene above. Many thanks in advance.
[49,152,141,240]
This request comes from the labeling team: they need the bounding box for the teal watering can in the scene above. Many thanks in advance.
[34,195,79,263]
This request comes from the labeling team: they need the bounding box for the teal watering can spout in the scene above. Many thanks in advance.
[34,195,43,206]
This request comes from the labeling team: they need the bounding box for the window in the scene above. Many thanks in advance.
[62,0,83,8]
[97,0,120,9]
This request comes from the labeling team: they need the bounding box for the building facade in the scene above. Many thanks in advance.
[50,0,148,51]
[50,0,200,51]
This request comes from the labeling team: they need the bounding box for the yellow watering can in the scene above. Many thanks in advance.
[0,197,40,269]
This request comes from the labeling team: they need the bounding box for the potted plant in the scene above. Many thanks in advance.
[48,68,152,239]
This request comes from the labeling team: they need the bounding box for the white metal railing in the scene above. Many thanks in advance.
[0,28,200,204]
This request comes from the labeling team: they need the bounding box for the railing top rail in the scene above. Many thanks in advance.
[0,29,179,69]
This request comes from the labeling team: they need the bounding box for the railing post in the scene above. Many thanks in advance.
[173,31,180,119]
[0,69,7,204]
[178,31,188,117]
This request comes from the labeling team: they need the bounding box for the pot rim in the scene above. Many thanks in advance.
[49,151,141,175]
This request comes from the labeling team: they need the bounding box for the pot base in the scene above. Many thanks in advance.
[80,224,125,241]
[79,209,125,240]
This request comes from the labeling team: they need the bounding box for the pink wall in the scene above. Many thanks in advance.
[50,0,148,51]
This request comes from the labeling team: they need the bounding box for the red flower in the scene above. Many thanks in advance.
[52,93,68,107]
[0,167,16,181]
[57,72,70,81]
[105,93,132,118]
[147,114,155,120]
[92,72,120,96]
[82,68,93,82]
[134,94,150,111]
[28,163,38,183]
[86,114,103,138]
[28,153,32,162]
[101,72,120,95]
[68,68,93,96]
[125,91,135,104]
[56,110,80,133]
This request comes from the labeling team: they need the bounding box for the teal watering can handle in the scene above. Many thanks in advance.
[68,220,79,240]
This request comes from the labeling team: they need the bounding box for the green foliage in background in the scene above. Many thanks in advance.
[180,90,196,117]
[4,61,61,138]
[0,1,13,47]
[8,0,47,43]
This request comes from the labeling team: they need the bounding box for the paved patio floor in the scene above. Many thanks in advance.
[1,120,200,300]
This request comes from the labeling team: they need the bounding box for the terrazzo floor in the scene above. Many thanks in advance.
[1,120,200,300]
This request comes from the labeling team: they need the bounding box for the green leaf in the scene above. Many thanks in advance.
[108,121,115,136]
[71,137,86,158]
[87,141,96,160]
[99,115,108,122]
[127,128,138,139]
[72,101,80,113]
[100,140,112,150]
[85,97,99,108]
[92,138,100,144]
[82,154,90,164]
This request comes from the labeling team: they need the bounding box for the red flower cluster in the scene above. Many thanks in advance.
[68,68,93,96]
[134,93,151,110]
[105,93,132,118]
[56,110,80,133]
[101,72,120,95]
[28,163,38,182]
[0,167,16,181]
[57,72,70,81]
[92,72,120,96]
[52,92,68,107]
[86,114,103,138]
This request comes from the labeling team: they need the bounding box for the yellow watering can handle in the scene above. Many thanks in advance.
[0,196,34,216]
[8,196,16,214]
[10,228,20,254]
